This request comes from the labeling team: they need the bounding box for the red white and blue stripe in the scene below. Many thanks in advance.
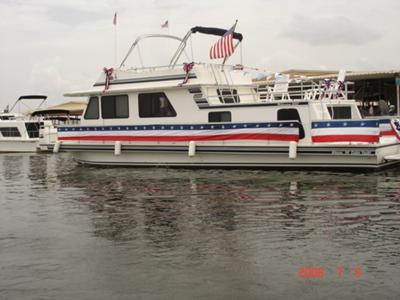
[379,118,400,141]
[311,120,380,143]
[58,122,300,142]
[379,119,396,136]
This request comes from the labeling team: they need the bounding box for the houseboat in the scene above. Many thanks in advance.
[0,95,47,152]
[40,26,400,169]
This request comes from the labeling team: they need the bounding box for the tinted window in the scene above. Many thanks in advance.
[84,97,99,119]
[217,89,240,103]
[25,122,41,138]
[101,95,129,119]
[208,111,231,122]
[0,127,21,137]
[139,92,177,118]
[328,106,352,119]
[277,108,305,139]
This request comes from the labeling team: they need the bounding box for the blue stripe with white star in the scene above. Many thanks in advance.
[312,120,379,129]
[58,122,300,132]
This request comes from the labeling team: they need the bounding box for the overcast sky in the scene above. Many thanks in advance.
[1,0,399,108]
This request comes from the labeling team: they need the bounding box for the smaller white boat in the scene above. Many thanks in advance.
[33,101,85,151]
[0,95,47,152]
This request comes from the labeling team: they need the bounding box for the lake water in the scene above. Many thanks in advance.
[0,153,400,299]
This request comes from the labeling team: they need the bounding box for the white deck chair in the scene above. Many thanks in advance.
[270,73,291,100]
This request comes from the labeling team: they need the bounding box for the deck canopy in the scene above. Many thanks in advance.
[169,25,244,67]
[190,26,243,41]
[18,95,47,100]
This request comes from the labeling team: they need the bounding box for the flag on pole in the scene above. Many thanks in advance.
[161,20,168,28]
[209,21,237,60]
[113,12,117,25]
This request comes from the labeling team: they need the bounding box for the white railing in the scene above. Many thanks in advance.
[256,80,354,102]
[195,80,354,106]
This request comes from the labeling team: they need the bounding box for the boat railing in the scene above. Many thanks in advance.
[122,62,245,74]
[256,80,354,101]
[197,80,354,106]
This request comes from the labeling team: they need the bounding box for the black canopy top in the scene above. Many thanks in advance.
[31,109,70,117]
[18,95,47,100]
[190,26,243,42]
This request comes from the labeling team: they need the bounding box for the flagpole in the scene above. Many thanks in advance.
[114,12,118,69]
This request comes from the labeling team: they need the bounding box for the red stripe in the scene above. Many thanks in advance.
[229,33,234,54]
[224,36,229,56]
[312,135,379,143]
[59,133,299,142]
[380,130,396,136]
[220,37,225,58]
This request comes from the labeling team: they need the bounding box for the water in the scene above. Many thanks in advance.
[0,153,400,299]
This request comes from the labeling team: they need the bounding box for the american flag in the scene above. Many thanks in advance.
[113,12,117,25]
[209,22,237,60]
[161,20,168,28]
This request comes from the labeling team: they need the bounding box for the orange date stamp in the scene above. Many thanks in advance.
[298,265,362,279]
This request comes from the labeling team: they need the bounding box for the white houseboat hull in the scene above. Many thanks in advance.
[44,142,400,170]
[0,140,38,153]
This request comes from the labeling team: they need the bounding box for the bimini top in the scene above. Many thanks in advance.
[190,26,243,41]
[120,25,244,69]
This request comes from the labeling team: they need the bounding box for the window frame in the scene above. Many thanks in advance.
[138,92,177,118]
[84,96,100,120]
[0,127,21,138]
[327,106,352,119]
[101,95,129,119]
[208,111,232,123]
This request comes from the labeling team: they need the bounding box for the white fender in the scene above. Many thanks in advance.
[289,141,297,159]
[115,141,121,156]
[188,141,196,157]
[53,141,61,153]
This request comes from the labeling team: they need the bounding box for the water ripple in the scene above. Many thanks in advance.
[1,153,400,299]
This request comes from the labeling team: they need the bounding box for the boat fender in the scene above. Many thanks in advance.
[115,141,121,156]
[188,141,196,157]
[289,141,297,159]
[53,141,61,153]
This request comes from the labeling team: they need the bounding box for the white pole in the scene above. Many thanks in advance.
[114,12,117,69]
[114,21,117,68]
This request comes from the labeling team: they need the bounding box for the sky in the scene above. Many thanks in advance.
[1,0,399,108]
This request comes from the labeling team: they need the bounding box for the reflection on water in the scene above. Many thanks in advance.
[0,153,400,299]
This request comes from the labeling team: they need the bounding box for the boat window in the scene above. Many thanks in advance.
[101,95,129,119]
[208,111,231,122]
[328,106,352,119]
[0,127,21,137]
[138,92,177,118]
[217,89,240,104]
[25,122,41,138]
[277,108,305,139]
[84,96,99,119]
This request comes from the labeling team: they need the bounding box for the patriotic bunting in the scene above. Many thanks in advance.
[58,122,300,142]
[311,120,380,143]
